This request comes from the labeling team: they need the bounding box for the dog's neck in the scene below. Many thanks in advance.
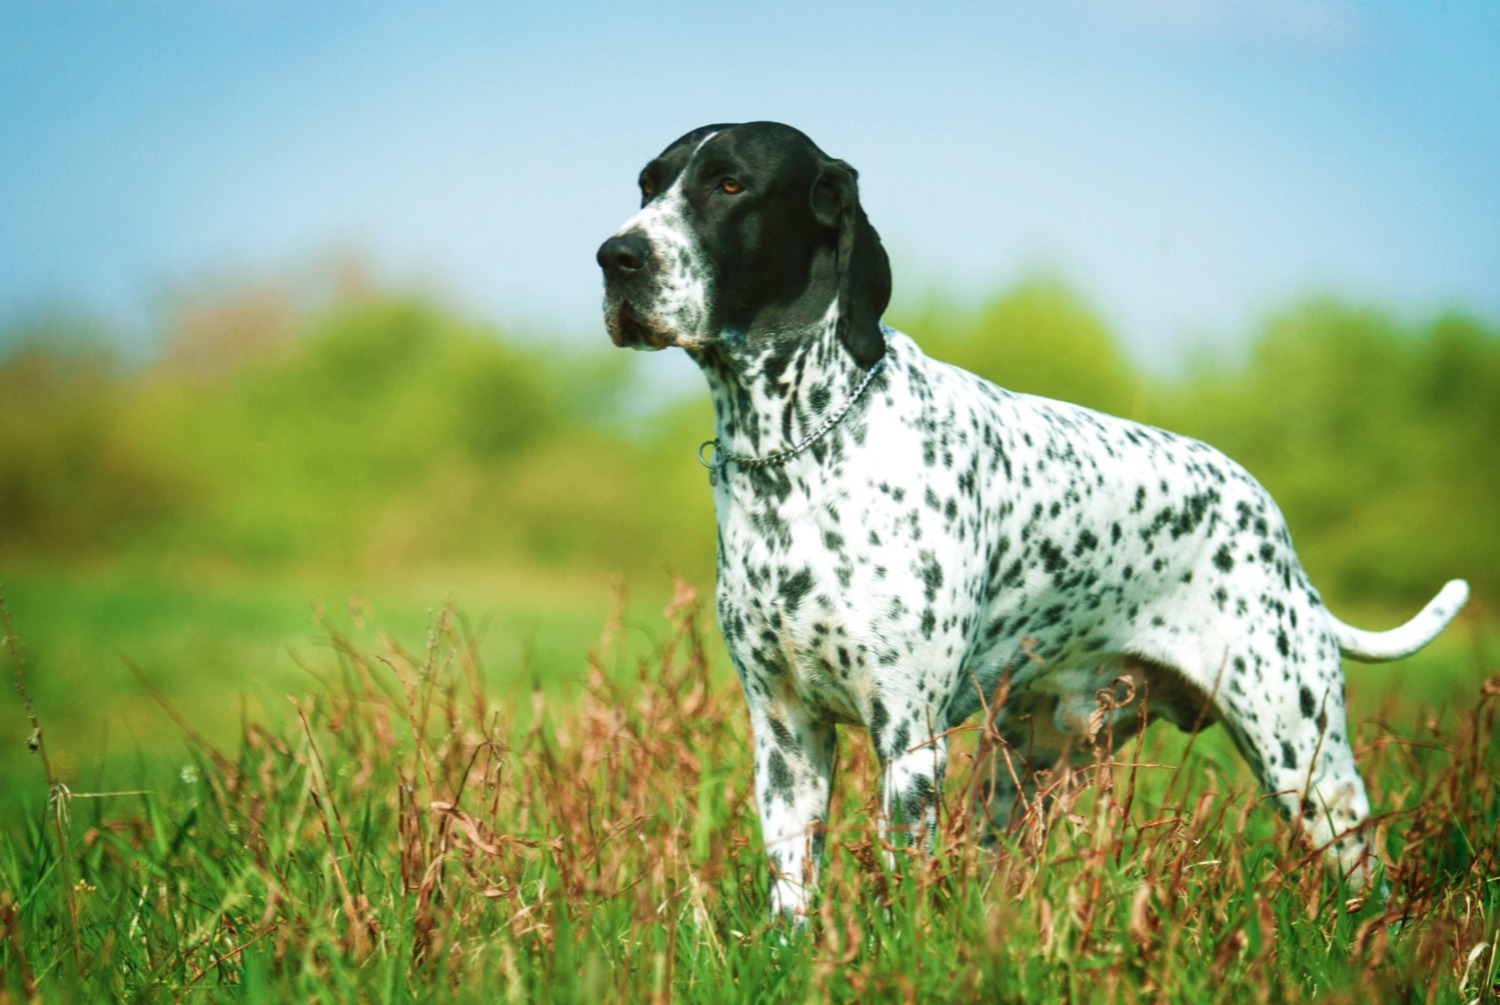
[689,308,885,468]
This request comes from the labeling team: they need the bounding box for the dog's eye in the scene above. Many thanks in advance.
[640,178,656,199]
[720,178,744,195]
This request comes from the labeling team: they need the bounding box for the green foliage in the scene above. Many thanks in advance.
[0,340,181,558]
[0,291,715,580]
[137,297,577,565]
[1158,299,1500,603]
[896,274,1142,418]
[1,275,1495,602]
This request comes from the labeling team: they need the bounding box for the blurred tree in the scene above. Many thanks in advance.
[1160,299,1500,605]
[1,274,1492,605]
[0,312,187,559]
[898,273,1142,418]
[135,296,571,567]
[156,281,302,380]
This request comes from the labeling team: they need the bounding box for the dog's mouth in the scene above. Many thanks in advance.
[604,300,681,352]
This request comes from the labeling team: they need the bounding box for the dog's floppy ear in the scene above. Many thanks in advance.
[813,159,891,367]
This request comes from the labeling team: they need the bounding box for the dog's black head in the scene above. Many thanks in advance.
[596,122,891,367]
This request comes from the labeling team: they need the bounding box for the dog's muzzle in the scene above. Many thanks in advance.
[597,233,672,351]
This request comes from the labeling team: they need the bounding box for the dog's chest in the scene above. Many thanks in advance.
[714,490,888,723]
[711,408,990,722]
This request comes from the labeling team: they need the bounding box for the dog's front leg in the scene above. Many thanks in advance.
[880,726,948,853]
[749,703,835,921]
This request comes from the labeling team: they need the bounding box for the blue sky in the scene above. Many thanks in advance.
[2,1,1497,366]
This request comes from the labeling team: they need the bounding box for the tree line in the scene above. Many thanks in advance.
[2,274,1494,606]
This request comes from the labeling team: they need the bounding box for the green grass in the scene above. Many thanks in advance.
[0,565,685,811]
[1,571,1497,1002]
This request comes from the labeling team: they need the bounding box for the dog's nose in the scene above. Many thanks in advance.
[596,233,650,276]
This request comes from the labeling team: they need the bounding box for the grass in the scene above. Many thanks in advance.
[1,574,1498,1002]
[0,564,656,814]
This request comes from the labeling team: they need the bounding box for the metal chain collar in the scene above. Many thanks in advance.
[698,355,888,486]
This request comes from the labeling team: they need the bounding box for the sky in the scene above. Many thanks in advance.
[2,1,1498,370]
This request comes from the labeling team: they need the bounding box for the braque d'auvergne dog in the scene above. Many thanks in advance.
[595,121,1470,920]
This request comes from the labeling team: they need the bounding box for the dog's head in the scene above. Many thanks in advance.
[596,122,891,366]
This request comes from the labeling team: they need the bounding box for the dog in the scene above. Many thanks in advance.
[595,121,1469,920]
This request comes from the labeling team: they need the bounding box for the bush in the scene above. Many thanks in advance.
[1,277,1494,604]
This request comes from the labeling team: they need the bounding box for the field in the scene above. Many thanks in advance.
[2,567,1497,1003]
[2,275,1497,1000]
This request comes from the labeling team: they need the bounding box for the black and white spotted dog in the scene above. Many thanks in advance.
[596,121,1469,920]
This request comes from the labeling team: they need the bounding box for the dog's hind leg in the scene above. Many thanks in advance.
[1218,654,1381,893]
[968,684,1112,850]
[968,711,1067,843]
[969,745,1073,852]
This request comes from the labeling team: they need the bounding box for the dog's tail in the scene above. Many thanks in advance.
[1332,579,1469,663]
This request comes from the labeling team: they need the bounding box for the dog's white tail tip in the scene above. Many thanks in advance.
[1335,579,1469,663]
